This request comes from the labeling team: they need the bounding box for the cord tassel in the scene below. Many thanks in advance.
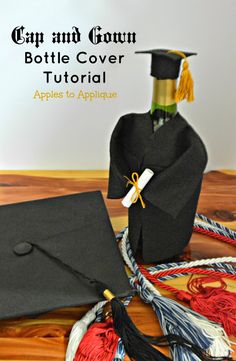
[186,275,236,337]
[74,321,119,361]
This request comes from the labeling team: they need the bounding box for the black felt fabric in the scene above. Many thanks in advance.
[108,112,207,262]
[135,49,196,79]
[0,191,131,320]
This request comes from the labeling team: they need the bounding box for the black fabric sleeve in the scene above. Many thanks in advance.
[143,128,208,218]
[107,116,128,199]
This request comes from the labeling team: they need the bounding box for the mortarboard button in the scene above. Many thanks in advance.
[13,242,33,256]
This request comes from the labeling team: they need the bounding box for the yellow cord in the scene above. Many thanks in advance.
[124,172,146,208]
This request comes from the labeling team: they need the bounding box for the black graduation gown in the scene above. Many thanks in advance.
[107,111,208,263]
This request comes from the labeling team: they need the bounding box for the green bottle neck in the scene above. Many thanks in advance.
[151,102,177,115]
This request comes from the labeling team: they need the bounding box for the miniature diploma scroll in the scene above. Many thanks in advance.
[122,168,154,208]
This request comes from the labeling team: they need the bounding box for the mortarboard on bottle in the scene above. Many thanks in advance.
[136,49,196,131]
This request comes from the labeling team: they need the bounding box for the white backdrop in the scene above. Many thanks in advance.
[0,0,235,170]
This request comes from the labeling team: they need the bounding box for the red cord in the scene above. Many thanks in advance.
[193,226,236,246]
[139,265,236,300]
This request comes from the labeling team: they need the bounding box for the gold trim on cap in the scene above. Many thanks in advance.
[152,79,177,106]
[103,289,115,301]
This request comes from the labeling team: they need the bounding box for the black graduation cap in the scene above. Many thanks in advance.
[135,49,197,79]
[0,191,131,319]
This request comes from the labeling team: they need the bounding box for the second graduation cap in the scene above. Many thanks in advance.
[0,191,131,319]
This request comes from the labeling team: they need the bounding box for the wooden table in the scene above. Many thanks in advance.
[0,170,236,360]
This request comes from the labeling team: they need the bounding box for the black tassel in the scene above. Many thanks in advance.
[111,297,170,361]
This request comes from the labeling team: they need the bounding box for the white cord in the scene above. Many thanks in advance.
[120,228,161,296]
[151,257,236,275]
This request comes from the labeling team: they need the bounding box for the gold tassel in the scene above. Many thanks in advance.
[168,50,194,103]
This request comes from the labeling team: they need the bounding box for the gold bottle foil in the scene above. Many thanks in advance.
[152,79,176,106]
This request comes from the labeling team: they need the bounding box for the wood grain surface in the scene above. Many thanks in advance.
[0,170,235,360]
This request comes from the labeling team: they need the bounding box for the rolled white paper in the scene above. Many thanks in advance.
[122,168,154,208]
